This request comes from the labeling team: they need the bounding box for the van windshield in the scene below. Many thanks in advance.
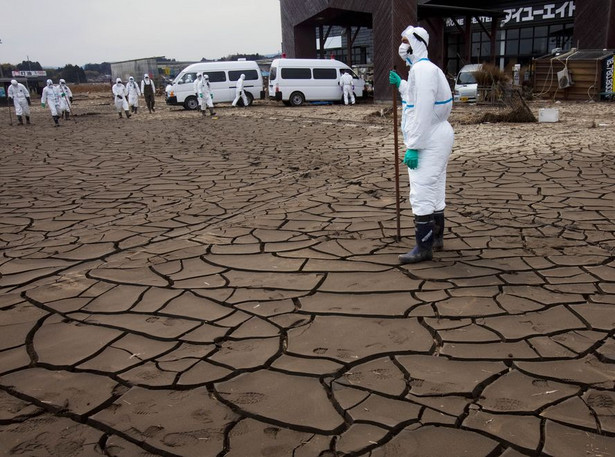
[175,73,197,84]
[458,72,477,84]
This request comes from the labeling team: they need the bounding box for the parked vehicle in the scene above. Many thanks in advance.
[268,58,365,106]
[165,61,263,110]
[454,64,482,103]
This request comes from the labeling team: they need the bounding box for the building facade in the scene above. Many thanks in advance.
[280,0,615,100]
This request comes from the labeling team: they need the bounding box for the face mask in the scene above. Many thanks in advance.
[398,43,412,63]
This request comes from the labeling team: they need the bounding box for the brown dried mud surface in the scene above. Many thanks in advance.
[1,94,615,457]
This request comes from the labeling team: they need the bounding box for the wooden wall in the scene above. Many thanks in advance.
[534,57,605,101]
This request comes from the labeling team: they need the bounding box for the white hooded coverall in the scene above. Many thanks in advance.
[112,79,129,112]
[58,80,73,113]
[340,72,355,105]
[400,26,454,216]
[126,77,141,107]
[196,76,214,110]
[8,80,30,116]
[41,80,62,117]
[232,74,248,106]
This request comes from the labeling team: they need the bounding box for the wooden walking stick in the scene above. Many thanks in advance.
[392,68,401,242]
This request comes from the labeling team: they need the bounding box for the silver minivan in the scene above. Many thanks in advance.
[454,64,482,103]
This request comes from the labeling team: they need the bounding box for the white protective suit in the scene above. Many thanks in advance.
[41,79,62,118]
[8,80,31,117]
[231,74,248,107]
[112,78,129,113]
[340,71,355,105]
[400,26,454,216]
[196,74,215,113]
[126,76,141,110]
[58,79,73,114]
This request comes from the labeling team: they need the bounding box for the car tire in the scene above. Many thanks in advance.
[184,96,199,110]
[238,92,254,107]
[289,91,305,107]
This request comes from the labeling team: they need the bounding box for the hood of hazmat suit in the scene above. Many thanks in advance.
[11,79,18,86]
[46,79,53,87]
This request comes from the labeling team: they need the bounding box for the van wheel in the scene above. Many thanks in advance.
[289,92,305,107]
[238,92,254,107]
[184,96,199,110]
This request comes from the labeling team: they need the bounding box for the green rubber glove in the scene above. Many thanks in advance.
[403,149,419,169]
[41,103,46,108]
[389,70,402,88]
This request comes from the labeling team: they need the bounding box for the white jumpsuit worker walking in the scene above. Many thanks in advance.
[112,78,131,119]
[7,79,31,125]
[340,70,355,105]
[126,76,141,113]
[196,74,216,116]
[41,79,62,127]
[141,74,156,113]
[231,74,248,107]
[58,79,73,120]
[390,26,454,264]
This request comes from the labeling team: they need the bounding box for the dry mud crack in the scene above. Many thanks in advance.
[1,98,614,456]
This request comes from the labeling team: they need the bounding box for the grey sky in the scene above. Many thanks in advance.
[1,0,282,67]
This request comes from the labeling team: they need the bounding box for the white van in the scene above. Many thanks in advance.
[454,64,482,103]
[165,61,263,110]
[268,58,365,106]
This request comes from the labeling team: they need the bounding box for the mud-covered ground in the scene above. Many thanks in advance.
[1,93,614,457]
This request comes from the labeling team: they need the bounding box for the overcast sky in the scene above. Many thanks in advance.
[1,0,282,68]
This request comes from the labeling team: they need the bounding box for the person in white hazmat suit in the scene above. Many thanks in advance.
[141,73,156,113]
[126,76,141,114]
[340,70,355,105]
[389,25,454,264]
[196,74,216,117]
[231,74,249,107]
[7,79,31,125]
[58,79,73,120]
[41,79,62,127]
[112,78,131,119]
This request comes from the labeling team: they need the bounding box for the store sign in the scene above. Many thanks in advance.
[602,54,614,100]
[11,70,47,77]
[502,1,576,25]
[446,1,575,28]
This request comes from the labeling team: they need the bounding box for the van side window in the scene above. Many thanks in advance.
[207,71,226,83]
[313,68,337,79]
[270,67,277,80]
[281,68,312,79]
[229,70,259,81]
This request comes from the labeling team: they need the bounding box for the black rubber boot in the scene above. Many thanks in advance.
[119,112,123,118]
[399,214,434,264]
[134,107,138,114]
[26,116,31,124]
[53,116,60,126]
[65,112,70,121]
[433,210,445,251]
[125,110,131,118]
[17,115,23,125]
[209,108,216,116]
